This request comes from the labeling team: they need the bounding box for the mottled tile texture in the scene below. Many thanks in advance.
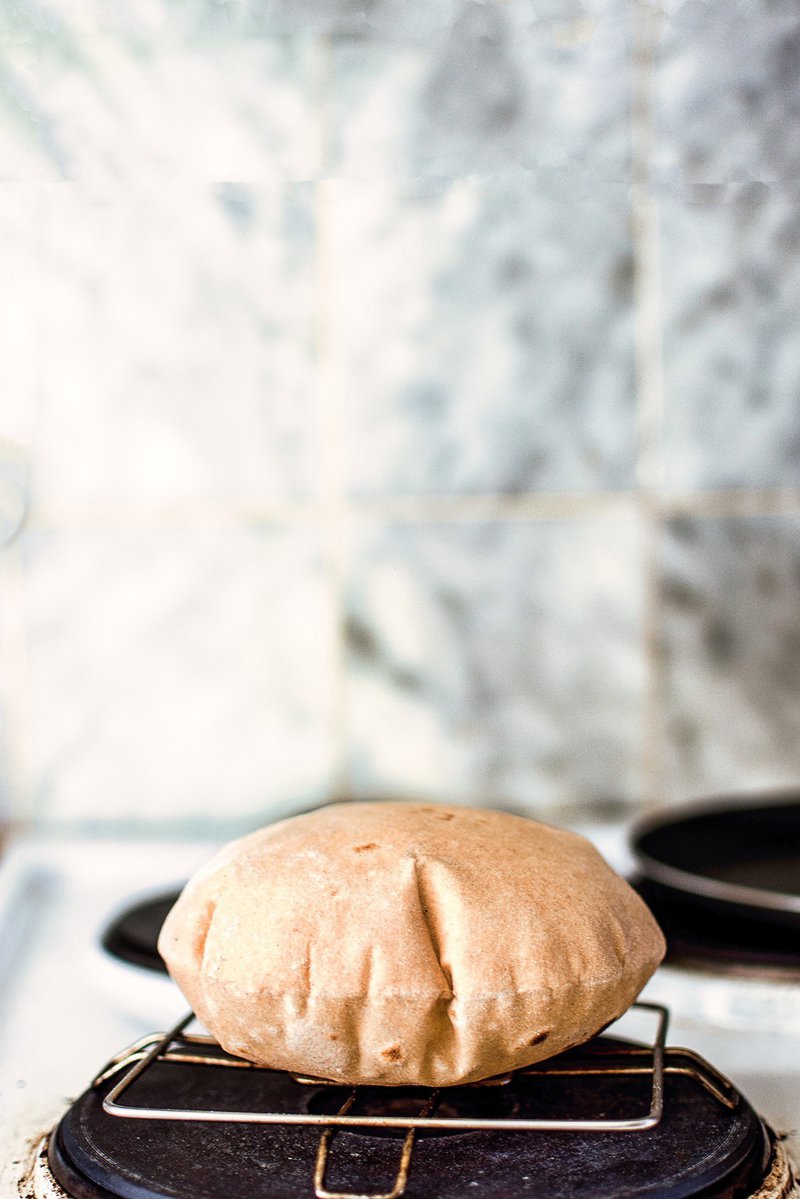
[330,6,630,179]
[0,187,36,524]
[661,515,800,801]
[242,0,456,37]
[0,0,615,40]
[344,514,644,814]
[655,2,800,190]
[333,175,636,496]
[2,0,800,829]
[23,525,336,825]
[0,30,319,183]
[35,185,318,508]
[654,0,800,496]
[661,193,800,491]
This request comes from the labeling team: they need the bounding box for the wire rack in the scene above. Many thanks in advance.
[92,1002,739,1199]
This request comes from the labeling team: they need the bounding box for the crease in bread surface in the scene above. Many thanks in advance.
[410,855,455,997]
[158,802,665,1087]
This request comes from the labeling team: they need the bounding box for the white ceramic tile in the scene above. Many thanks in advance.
[344,513,644,814]
[660,515,800,802]
[22,523,337,826]
[0,41,55,181]
[0,186,36,542]
[0,0,278,39]
[34,184,318,507]
[655,3,800,189]
[331,174,636,496]
[330,8,630,178]
[660,193,800,491]
[243,0,456,38]
[0,0,178,38]
[1,0,614,39]
[1,30,320,185]
[0,592,10,826]
[504,0,628,20]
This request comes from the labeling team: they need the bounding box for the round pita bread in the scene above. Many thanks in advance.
[159,802,664,1086]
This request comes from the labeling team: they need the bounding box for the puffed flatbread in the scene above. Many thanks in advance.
[159,803,665,1087]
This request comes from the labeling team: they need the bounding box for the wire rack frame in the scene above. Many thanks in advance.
[97,1001,670,1134]
[88,1002,754,1199]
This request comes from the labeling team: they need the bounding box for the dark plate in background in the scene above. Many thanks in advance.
[631,797,800,930]
[101,890,179,973]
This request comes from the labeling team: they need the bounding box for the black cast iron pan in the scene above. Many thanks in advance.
[631,795,800,930]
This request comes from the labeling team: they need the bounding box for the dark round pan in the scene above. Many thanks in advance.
[630,795,800,930]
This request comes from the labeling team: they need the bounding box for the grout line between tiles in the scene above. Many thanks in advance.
[630,0,666,812]
[313,35,352,801]
[655,489,800,518]
[21,488,800,531]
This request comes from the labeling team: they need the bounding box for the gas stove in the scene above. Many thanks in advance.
[2,831,798,1199]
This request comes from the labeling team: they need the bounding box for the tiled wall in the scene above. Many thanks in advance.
[1,0,799,833]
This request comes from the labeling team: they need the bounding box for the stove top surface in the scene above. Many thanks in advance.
[3,833,799,1199]
[46,1035,773,1199]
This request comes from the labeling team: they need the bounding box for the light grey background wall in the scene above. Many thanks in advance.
[0,0,799,833]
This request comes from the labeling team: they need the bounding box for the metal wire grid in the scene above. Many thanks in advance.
[90,1002,740,1199]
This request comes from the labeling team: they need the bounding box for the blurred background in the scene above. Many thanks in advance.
[1,0,799,838]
